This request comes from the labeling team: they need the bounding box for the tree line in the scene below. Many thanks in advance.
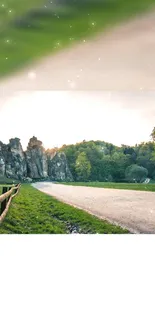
[59,127,155,183]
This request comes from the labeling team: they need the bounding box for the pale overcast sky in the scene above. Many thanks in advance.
[0,91,154,150]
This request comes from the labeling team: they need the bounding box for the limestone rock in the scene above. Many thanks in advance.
[23,177,33,183]
[25,136,48,179]
[0,141,5,176]
[5,138,27,180]
[48,151,73,181]
[0,136,73,182]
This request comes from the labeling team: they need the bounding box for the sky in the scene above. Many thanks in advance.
[0,91,155,150]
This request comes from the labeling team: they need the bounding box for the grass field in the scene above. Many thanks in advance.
[62,182,155,192]
[0,184,14,193]
[0,184,129,234]
[0,0,44,24]
[0,175,17,186]
[0,0,155,76]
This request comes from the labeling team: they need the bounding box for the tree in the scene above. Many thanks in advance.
[121,145,137,164]
[136,142,155,178]
[98,155,113,182]
[110,152,131,181]
[125,164,148,183]
[75,152,91,181]
[151,127,155,142]
[61,133,155,182]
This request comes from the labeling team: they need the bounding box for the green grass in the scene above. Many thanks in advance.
[0,0,155,76]
[62,182,155,192]
[0,0,44,24]
[0,175,17,186]
[0,184,14,194]
[0,184,129,234]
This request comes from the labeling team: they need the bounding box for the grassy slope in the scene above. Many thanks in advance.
[0,175,17,185]
[0,184,129,234]
[62,182,155,192]
[0,1,44,23]
[0,0,155,76]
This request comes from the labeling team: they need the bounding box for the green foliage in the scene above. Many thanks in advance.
[152,170,155,180]
[125,164,148,183]
[0,175,16,184]
[151,127,155,142]
[108,152,131,182]
[135,142,155,177]
[0,185,128,234]
[62,137,155,183]
[75,152,91,181]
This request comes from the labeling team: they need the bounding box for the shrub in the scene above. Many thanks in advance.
[125,164,148,183]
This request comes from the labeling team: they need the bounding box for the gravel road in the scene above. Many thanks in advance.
[33,182,155,234]
[1,10,155,92]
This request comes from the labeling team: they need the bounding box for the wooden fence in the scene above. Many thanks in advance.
[0,183,21,223]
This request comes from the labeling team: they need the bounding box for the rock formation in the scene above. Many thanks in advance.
[6,138,27,180]
[25,137,48,179]
[0,138,27,180]
[0,136,73,182]
[48,151,73,181]
[0,141,5,176]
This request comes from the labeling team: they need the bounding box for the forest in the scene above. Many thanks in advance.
[59,127,155,183]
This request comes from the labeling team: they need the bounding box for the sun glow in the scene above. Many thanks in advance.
[0,91,154,150]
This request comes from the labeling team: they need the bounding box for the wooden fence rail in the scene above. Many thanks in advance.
[0,183,21,223]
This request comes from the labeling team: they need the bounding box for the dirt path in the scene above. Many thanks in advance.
[1,10,155,93]
[33,182,155,234]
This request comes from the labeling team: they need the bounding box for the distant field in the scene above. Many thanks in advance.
[0,184,129,234]
[62,182,155,192]
[0,0,155,76]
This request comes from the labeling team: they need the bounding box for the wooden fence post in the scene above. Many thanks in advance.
[8,187,12,200]
[0,183,21,222]
[0,187,8,214]
[15,184,19,194]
